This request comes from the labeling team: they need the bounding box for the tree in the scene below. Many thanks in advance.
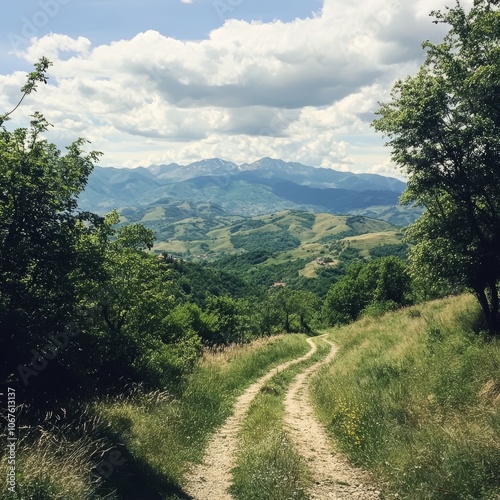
[268,287,299,333]
[0,60,105,387]
[373,0,500,334]
[323,257,412,326]
[264,287,319,334]
[202,295,253,344]
[294,290,321,333]
[1,59,204,398]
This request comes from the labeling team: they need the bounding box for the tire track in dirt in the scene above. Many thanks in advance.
[184,337,320,500]
[284,338,382,499]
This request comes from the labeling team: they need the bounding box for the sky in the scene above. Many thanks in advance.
[0,0,473,176]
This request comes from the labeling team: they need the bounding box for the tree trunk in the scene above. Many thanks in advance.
[475,285,500,335]
[488,281,500,335]
[284,312,290,333]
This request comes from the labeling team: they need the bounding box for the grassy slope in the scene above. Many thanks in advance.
[310,294,500,499]
[0,335,310,500]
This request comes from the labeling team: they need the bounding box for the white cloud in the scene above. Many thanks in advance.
[0,0,470,173]
[17,34,91,62]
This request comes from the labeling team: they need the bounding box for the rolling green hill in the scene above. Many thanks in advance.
[133,208,407,292]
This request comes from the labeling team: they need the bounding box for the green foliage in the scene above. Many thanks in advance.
[318,229,357,244]
[0,65,105,391]
[338,245,362,263]
[304,264,347,298]
[203,295,257,345]
[361,300,399,319]
[229,219,267,233]
[0,57,52,126]
[369,243,409,260]
[373,1,500,333]
[214,251,310,292]
[82,240,177,387]
[0,60,244,400]
[231,229,300,253]
[247,259,309,289]
[167,259,252,306]
[261,287,315,334]
[323,257,412,326]
[216,251,271,274]
[287,210,316,229]
[115,222,155,251]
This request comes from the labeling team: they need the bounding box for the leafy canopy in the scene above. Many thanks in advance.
[373,0,500,333]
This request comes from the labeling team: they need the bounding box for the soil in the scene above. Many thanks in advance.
[184,338,319,499]
[184,336,381,499]
[283,338,381,499]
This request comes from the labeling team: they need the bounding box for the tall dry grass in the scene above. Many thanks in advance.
[0,404,115,499]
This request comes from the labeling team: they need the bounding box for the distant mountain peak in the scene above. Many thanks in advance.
[81,157,410,224]
[187,158,238,169]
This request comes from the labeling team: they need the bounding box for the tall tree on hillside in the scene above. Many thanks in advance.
[373,0,500,334]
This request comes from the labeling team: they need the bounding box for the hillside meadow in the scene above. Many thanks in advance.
[4,294,499,499]
[311,294,500,499]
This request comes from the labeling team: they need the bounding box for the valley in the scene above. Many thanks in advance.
[132,207,407,295]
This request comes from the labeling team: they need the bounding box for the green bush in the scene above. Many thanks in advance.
[323,257,412,326]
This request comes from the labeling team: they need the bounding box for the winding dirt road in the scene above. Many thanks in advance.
[184,336,381,499]
[184,337,319,500]
[284,338,381,499]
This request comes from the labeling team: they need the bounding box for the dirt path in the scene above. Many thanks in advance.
[184,337,320,500]
[284,338,381,499]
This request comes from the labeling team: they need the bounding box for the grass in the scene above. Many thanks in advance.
[231,338,331,500]
[95,334,310,497]
[343,231,401,257]
[1,334,310,499]
[310,294,500,499]
[141,206,165,222]
[311,213,351,238]
[0,405,116,500]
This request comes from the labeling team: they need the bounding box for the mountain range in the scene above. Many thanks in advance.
[79,157,420,226]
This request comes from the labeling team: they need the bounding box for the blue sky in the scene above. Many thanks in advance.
[0,0,472,175]
[1,1,319,72]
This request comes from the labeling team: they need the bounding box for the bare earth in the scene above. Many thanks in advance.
[284,338,381,499]
[185,336,381,499]
[184,337,319,500]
